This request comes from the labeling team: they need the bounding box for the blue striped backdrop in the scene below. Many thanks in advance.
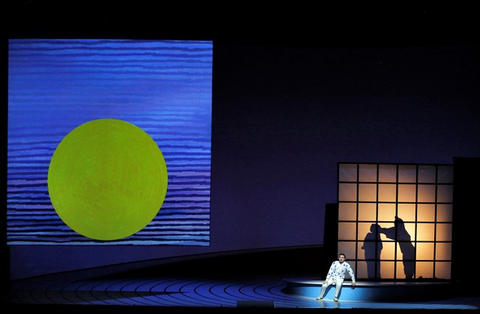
[7,39,212,245]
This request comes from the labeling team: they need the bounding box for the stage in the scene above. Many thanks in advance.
[284,278,455,302]
[7,272,480,311]
[4,246,479,312]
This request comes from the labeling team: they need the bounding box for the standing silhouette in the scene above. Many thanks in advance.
[379,217,416,279]
[361,223,383,279]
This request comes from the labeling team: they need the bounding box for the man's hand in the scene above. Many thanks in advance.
[351,282,356,289]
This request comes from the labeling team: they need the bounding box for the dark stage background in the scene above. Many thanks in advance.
[4,1,480,291]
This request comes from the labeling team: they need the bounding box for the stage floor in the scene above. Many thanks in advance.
[8,272,480,311]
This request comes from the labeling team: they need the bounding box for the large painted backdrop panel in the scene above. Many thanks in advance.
[7,39,212,245]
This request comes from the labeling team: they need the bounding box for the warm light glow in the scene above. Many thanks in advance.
[358,203,376,220]
[339,183,357,201]
[437,204,453,222]
[359,164,377,182]
[417,204,436,222]
[416,242,435,260]
[436,224,453,241]
[398,184,416,202]
[380,261,395,278]
[338,241,356,259]
[359,184,377,201]
[418,184,436,202]
[357,222,374,239]
[436,243,452,260]
[381,241,396,260]
[337,162,453,280]
[378,184,396,202]
[377,204,396,221]
[397,204,416,221]
[435,262,451,279]
[338,222,356,240]
[417,223,435,241]
[416,262,434,278]
[339,203,356,221]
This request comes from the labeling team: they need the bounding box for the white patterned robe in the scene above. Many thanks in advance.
[325,260,356,283]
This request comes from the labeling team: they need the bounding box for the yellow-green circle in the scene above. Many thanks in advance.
[47,118,168,241]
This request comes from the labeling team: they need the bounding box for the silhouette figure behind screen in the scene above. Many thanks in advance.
[361,223,383,279]
[379,217,416,279]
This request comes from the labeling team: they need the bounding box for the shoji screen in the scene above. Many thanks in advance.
[337,163,453,280]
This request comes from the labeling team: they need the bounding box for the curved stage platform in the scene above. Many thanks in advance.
[284,278,454,302]
[8,247,480,311]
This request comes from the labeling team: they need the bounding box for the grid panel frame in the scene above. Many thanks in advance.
[337,162,453,281]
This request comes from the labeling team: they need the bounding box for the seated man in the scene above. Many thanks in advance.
[316,253,356,302]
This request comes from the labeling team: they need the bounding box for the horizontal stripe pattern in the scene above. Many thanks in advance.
[7,39,212,245]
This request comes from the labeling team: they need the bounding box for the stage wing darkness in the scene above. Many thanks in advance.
[7,39,212,245]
